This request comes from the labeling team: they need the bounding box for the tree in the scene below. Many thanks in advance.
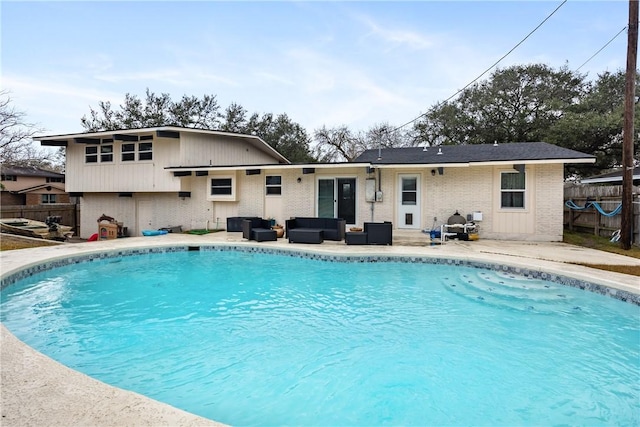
[81,90,316,162]
[312,122,415,162]
[414,64,586,146]
[81,89,222,131]
[219,102,248,133]
[313,125,364,162]
[411,64,639,178]
[546,70,640,177]
[247,113,316,163]
[0,90,57,169]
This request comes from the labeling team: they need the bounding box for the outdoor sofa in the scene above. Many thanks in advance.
[242,218,277,242]
[285,217,346,244]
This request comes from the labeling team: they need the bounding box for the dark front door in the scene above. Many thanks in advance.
[337,178,356,224]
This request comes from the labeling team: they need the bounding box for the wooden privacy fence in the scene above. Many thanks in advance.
[1,204,80,235]
[564,184,640,245]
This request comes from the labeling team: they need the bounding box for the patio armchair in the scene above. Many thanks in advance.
[242,218,277,242]
[364,221,393,245]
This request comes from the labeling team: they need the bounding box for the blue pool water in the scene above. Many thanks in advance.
[1,250,639,426]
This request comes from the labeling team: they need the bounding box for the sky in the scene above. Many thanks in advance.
[1,0,628,138]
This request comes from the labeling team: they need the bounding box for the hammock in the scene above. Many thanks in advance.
[565,200,622,217]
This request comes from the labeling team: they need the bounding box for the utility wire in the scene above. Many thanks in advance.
[576,25,628,71]
[392,0,568,133]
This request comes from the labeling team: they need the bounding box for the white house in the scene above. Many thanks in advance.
[35,126,595,241]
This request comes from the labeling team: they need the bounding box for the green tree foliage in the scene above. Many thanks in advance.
[81,89,222,130]
[546,71,640,177]
[414,64,585,146]
[413,64,638,178]
[81,89,315,162]
[244,112,316,163]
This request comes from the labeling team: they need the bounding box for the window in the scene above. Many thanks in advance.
[138,142,153,161]
[501,171,525,208]
[86,144,115,163]
[211,178,233,195]
[41,194,57,204]
[121,141,153,162]
[266,175,282,195]
[401,177,417,205]
[207,175,237,201]
[100,144,113,162]
[121,143,136,161]
[1,175,17,181]
[46,177,64,183]
[85,146,98,163]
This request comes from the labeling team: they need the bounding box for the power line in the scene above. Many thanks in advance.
[392,0,568,133]
[576,25,628,71]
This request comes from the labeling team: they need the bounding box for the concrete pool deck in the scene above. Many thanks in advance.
[1,232,639,426]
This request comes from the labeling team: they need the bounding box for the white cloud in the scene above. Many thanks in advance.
[356,14,436,51]
[2,75,123,134]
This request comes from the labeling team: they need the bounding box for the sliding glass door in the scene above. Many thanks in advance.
[317,178,356,224]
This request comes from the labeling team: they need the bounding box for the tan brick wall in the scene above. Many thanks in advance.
[534,163,564,241]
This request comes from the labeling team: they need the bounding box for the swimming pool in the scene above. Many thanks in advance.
[1,246,639,426]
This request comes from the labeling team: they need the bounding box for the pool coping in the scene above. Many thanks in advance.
[1,236,639,426]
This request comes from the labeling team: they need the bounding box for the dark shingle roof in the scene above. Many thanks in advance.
[0,165,64,178]
[353,142,594,165]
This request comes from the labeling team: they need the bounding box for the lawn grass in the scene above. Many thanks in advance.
[563,230,640,259]
[563,230,640,276]
[0,234,61,251]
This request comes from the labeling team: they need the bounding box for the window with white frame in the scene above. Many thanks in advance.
[207,175,237,201]
[120,141,153,162]
[85,146,98,163]
[138,142,153,161]
[500,171,526,208]
[266,175,282,195]
[100,144,113,162]
[211,178,232,195]
[121,143,136,161]
[41,194,57,204]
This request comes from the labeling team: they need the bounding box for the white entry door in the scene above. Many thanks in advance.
[397,174,421,229]
[136,199,153,236]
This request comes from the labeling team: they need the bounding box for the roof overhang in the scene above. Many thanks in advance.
[372,162,469,169]
[470,158,596,166]
[34,126,290,165]
[165,162,371,172]
[370,158,596,169]
[165,157,596,173]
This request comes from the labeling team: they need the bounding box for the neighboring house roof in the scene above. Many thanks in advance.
[33,126,290,165]
[580,166,640,184]
[0,165,64,179]
[354,142,595,166]
[16,183,66,194]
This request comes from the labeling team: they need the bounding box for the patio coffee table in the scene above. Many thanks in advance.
[288,229,324,244]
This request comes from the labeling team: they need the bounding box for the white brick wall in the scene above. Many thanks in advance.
[78,163,567,241]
